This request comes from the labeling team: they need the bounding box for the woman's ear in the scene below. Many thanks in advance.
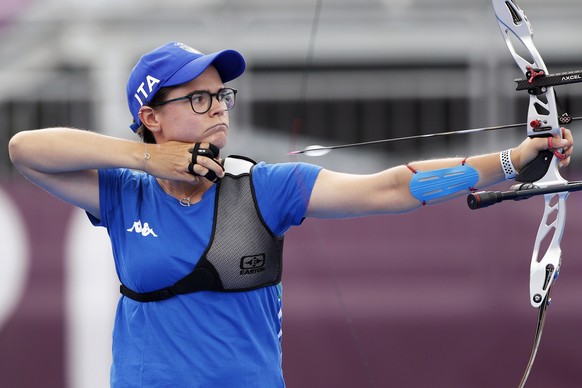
[138,106,160,132]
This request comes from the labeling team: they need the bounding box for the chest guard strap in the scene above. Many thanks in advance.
[120,155,284,302]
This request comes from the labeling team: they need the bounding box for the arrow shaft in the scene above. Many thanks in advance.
[289,116,582,155]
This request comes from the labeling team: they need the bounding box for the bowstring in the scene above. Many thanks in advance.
[286,1,378,386]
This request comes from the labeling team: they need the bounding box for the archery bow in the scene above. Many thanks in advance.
[289,1,577,386]
[476,1,569,386]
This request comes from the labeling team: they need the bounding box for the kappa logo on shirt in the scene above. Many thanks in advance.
[127,220,158,237]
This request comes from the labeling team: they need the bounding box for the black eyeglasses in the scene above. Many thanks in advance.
[150,88,237,114]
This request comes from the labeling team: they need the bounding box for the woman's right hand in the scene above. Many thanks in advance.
[145,141,225,183]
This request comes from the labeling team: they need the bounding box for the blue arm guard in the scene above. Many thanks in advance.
[409,162,479,205]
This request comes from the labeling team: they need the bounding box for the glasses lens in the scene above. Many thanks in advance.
[218,89,236,110]
[190,92,211,114]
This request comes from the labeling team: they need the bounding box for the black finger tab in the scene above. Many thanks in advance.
[195,143,219,159]
[189,143,201,163]
[196,148,214,157]
[204,170,219,183]
[208,144,219,158]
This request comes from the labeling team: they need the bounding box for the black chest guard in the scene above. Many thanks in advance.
[120,155,284,302]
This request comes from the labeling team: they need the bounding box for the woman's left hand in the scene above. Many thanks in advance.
[513,127,574,171]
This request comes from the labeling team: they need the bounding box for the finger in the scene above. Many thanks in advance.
[192,153,224,173]
[205,143,220,158]
[559,154,571,168]
[560,127,573,140]
[186,142,224,183]
[195,147,216,159]
[188,162,198,176]
[188,143,201,160]
[547,137,568,161]
[187,162,220,183]
[188,142,220,159]
[188,156,224,181]
[204,170,219,182]
[559,128,574,150]
[188,143,222,168]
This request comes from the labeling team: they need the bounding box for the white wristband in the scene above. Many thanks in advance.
[500,149,518,180]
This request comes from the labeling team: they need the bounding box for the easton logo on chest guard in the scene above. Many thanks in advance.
[240,254,266,275]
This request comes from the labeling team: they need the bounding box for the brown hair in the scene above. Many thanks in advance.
[136,86,173,144]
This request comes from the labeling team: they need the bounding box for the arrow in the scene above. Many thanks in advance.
[288,117,582,157]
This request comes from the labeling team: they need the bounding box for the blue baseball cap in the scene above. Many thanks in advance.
[126,41,246,132]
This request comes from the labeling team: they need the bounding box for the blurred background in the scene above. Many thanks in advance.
[1,0,582,387]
